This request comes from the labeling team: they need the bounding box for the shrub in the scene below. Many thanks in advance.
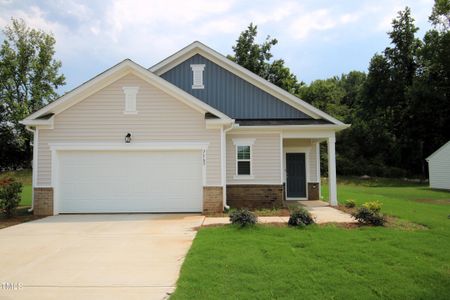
[288,207,315,227]
[0,178,23,218]
[352,201,385,226]
[362,201,382,213]
[344,200,356,208]
[229,209,257,227]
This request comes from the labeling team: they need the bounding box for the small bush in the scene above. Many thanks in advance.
[352,202,385,226]
[288,207,315,227]
[229,209,257,227]
[362,201,382,213]
[344,200,356,208]
[0,178,23,218]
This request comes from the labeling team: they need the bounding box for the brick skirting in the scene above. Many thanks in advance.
[308,182,320,200]
[203,186,223,214]
[226,184,284,210]
[33,187,54,216]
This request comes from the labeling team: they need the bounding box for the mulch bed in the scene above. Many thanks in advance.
[0,207,44,230]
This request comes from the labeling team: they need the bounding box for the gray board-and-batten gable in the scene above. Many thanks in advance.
[160,54,312,120]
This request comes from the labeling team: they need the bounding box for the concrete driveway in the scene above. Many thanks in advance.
[0,214,204,300]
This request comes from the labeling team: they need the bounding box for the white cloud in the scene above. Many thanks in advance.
[104,0,236,40]
[248,1,302,24]
[289,9,337,40]
[0,0,436,89]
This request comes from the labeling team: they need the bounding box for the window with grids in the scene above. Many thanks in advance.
[236,145,251,175]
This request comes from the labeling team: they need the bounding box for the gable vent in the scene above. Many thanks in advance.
[190,64,205,89]
[122,86,139,114]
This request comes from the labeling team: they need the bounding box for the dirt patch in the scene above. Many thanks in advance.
[415,198,450,205]
[205,208,291,218]
[336,205,357,215]
[384,216,429,231]
[335,205,428,230]
[255,208,290,217]
[0,214,44,230]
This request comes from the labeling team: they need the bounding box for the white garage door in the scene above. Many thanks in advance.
[57,150,203,213]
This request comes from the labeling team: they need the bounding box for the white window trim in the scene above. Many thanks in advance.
[122,86,139,114]
[190,64,205,89]
[233,138,255,179]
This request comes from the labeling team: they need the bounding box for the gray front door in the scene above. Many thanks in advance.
[286,153,306,198]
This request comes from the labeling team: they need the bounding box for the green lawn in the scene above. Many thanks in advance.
[172,178,450,299]
[0,169,32,206]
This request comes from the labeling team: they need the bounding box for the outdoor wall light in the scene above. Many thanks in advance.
[125,133,132,143]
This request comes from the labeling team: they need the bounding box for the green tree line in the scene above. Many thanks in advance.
[229,1,450,177]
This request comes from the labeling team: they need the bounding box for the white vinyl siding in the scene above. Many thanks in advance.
[283,139,319,182]
[428,142,450,190]
[37,74,221,187]
[227,133,281,184]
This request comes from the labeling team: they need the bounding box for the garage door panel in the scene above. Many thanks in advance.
[58,150,203,213]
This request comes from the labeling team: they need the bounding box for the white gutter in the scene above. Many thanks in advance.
[222,122,236,210]
[25,126,37,213]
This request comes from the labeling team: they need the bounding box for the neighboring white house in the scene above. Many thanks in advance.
[426,141,450,190]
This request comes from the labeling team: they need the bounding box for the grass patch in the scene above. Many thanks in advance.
[0,169,32,206]
[172,177,450,299]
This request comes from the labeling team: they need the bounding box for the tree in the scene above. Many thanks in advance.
[361,7,424,173]
[228,23,303,94]
[298,77,348,122]
[429,0,450,30]
[0,18,65,169]
[408,0,450,172]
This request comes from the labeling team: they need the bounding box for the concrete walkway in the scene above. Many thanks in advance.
[0,214,205,300]
[203,201,355,226]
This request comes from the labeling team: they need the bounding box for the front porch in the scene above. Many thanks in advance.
[282,136,338,206]
[224,130,340,210]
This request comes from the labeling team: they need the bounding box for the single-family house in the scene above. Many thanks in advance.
[20,41,349,215]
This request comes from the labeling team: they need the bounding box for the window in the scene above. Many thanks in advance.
[233,138,255,178]
[122,86,139,114]
[237,145,251,175]
[190,64,205,89]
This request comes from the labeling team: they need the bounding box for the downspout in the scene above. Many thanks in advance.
[222,122,235,210]
[25,126,36,213]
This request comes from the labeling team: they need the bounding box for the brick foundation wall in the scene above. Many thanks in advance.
[226,185,284,210]
[203,186,223,214]
[308,182,320,200]
[33,187,54,216]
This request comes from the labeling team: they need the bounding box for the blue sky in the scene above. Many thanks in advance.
[0,0,435,92]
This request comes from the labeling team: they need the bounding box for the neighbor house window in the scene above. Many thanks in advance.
[232,138,255,178]
[236,145,251,175]
[190,64,205,89]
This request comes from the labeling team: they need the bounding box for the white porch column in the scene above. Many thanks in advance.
[327,135,338,206]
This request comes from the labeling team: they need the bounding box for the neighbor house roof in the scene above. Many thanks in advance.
[150,41,346,126]
[21,59,233,126]
[426,140,450,161]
